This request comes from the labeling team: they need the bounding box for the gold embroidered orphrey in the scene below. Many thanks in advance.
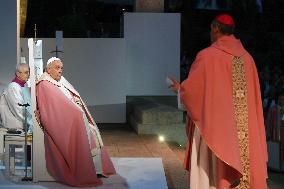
[232,56,250,189]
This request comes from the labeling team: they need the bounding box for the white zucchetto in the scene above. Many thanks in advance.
[47,57,61,66]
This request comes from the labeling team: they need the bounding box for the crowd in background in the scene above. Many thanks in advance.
[259,64,284,142]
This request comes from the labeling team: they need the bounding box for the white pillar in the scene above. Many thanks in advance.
[28,39,54,182]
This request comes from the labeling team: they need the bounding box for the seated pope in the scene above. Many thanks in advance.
[36,57,116,187]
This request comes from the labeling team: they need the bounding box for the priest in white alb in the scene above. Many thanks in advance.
[0,63,32,132]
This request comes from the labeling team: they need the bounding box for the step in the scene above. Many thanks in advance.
[134,104,183,124]
[130,115,187,147]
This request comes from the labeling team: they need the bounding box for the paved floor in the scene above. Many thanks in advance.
[1,123,283,189]
[100,123,189,189]
[99,123,284,189]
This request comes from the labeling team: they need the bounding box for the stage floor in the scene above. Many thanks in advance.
[0,123,283,189]
[0,158,168,189]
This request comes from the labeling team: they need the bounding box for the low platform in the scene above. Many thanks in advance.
[0,157,168,189]
[127,96,187,146]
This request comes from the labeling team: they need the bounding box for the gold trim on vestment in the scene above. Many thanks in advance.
[232,56,250,189]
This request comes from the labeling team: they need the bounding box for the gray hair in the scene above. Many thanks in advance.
[15,63,29,73]
[45,61,55,70]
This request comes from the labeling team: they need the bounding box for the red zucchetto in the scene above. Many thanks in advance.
[215,14,235,27]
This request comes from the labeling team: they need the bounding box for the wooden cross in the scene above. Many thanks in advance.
[50,46,64,58]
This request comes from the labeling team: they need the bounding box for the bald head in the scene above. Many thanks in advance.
[15,63,30,83]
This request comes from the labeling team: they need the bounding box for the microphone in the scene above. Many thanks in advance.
[18,103,30,107]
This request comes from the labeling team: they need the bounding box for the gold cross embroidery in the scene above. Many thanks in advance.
[236,89,245,98]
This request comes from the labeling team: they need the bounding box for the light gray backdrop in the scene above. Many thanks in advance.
[2,12,180,123]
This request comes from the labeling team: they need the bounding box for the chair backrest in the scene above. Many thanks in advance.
[28,38,54,181]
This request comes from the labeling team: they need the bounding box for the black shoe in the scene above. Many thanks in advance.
[97,174,108,178]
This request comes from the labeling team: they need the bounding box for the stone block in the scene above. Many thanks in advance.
[134,104,183,124]
[130,115,187,146]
